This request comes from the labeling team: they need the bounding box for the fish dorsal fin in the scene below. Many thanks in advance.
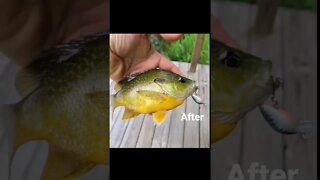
[113,75,136,92]
[14,33,108,98]
[86,91,108,111]
[118,74,137,85]
[137,90,165,101]
[15,69,39,98]
[122,108,140,120]
[152,111,167,125]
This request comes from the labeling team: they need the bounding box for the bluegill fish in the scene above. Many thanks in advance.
[211,39,281,144]
[112,69,198,125]
[5,33,109,179]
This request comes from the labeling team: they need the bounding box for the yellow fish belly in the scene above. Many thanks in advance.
[211,120,237,144]
[135,93,183,114]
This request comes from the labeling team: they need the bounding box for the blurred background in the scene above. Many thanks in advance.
[150,34,210,65]
[211,0,317,179]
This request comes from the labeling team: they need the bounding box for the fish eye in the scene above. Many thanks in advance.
[179,77,186,83]
[222,52,241,68]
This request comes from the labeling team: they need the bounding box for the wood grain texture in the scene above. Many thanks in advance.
[184,63,200,148]
[199,64,210,148]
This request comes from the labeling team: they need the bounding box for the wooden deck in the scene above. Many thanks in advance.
[110,62,210,148]
[211,1,317,180]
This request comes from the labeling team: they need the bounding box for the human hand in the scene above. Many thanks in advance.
[211,16,238,48]
[109,34,185,82]
[0,0,109,67]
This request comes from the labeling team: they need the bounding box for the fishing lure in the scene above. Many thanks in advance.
[259,79,313,138]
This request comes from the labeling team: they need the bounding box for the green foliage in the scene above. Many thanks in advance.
[282,0,317,11]
[216,0,317,11]
[150,34,210,65]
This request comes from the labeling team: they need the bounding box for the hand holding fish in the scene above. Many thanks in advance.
[109,34,185,82]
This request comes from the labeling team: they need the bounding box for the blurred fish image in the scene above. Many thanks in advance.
[211,39,282,144]
[3,33,109,179]
[111,69,198,125]
[211,39,313,144]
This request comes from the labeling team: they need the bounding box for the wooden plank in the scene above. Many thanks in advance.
[240,3,285,178]
[183,64,200,148]
[151,110,172,148]
[167,62,187,148]
[135,115,156,148]
[120,115,145,148]
[199,64,210,148]
[282,9,317,180]
[211,1,250,179]
[110,107,129,148]
[254,0,281,35]
[110,106,122,132]
[167,102,186,148]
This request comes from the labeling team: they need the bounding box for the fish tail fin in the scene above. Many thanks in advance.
[296,121,314,139]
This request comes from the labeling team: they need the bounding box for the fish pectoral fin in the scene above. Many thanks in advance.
[137,90,165,101]
[152,111,167,125]
[41,146,95,180]
[122,108,140,120]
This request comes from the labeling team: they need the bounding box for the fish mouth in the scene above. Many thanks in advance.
[267,76,283,90]
[190,82,199,95]
[193,83,198,93]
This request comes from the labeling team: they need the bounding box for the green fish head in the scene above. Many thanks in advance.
[212,40,280,113]
[154,71,197,100]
